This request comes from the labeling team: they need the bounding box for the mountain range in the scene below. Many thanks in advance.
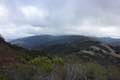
[11,35,120,54]
[0,35,120,80]
[11,35,100,54]
[11,35,120,48]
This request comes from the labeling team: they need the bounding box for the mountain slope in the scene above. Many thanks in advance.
[11,35,100,54]
[0,36,25,65]
[11,35,120,63]
[99,37,120,46]
[1,35,120,80]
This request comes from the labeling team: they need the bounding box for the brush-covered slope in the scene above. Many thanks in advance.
[100,37,120,46]
[0,36,25,65]
[11,35,120,64]
[1,35,120,80]
[11,35,100,54]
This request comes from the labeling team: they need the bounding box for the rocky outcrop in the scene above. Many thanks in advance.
[79,44,120,64]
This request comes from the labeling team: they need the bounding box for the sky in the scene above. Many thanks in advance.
[0,0,120,40]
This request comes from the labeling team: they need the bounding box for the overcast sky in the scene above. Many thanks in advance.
[0,0,120,40]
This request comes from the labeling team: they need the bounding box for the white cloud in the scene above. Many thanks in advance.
[0,0,120,40]
[20,6,48,20]
[0,23,45,40]
[63,19,120,38]
[0,5,8,16]
[0,5,9,23]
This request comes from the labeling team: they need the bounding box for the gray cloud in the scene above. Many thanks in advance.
[0,0,120,40]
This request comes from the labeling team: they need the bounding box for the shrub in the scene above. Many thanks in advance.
[77,63,108,80]
[29,56,64,73]
[53,56,64,65]
[4,64,36,80]
[0,74,9,80]
[30,56,54,73]
[85,63,108,80]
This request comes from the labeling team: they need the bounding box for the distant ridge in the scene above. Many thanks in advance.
[11,35,120,64]
[11,35,100,51]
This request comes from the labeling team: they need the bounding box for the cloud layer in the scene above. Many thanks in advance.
[0,0,120,40]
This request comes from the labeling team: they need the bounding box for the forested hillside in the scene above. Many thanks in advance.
[0,36,120,80]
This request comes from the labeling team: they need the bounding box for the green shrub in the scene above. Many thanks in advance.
[0,74,9,80]
[30,56,54,73]
[4,64,36,80]
[107,66,120,80]
[53,56,64,65]
[29,56,64,73]
[86,63,108,80]
[78,63,108,80]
